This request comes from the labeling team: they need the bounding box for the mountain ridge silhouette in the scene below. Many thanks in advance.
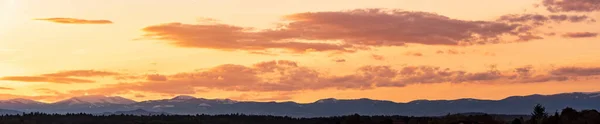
[0,91,599,117]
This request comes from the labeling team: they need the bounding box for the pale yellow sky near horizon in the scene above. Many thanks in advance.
[1,0,600,103]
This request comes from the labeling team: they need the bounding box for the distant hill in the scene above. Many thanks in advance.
[0,109,22,115]
[453,112,530,122]
[109,109,171,116]
[0,92,599,117]
[0,98,47,111]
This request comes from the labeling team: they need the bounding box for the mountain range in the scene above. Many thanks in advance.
[0,92,599,117]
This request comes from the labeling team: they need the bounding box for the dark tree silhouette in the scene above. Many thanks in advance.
[530,104,548,124]
[511,118,522,124]
[0,106,598,124]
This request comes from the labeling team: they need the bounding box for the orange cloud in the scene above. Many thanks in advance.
[34,18,113,24]
[114,75,145,80]
[436,49,496,56]
[279,9,536,45]
[371,54,385,61]
[1,70,120,84]
[333,59,346,63]
[143,9,550,53]
[73,60,376,95]
[0,87,14,90]
[248,51,279,56]
[42,70,120,77]
[35,88,64,95]
[495,13,595,41]
[550,67,600,76]
[436,49,466,55]
[543,0,600,12]
[0,76,95,84]
[561,32,598,38]
[135,94,146,98]
[446,50,462,55]
[69,60,600,96]
[142,23,354,53]
[545,32,558,36]
[146,74,168,81]
[404,52,424,57]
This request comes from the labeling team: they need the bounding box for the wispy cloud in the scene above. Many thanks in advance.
[496,14,593,24]
[146,74,168,81]
[542,0,600,12]
[0,76,95,84]
[142,22,354,53]
[0,87,14,90]
[562,32,598,38]
[35,88,64,95]
[68,60,600,96]
[1,70,120,84]
[436,49,466,55]
[42,70,120,77]
[34,18,113,24]
[333,59,346,63]
[371,54,385,61]
[404,52,424,57]
[134,94,146,98]
[550,67,600,76]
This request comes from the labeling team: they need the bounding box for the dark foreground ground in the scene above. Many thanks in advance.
[0,106,598,124]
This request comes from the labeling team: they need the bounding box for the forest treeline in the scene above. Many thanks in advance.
[0,104,598,124]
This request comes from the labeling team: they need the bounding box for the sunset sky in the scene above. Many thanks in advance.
[1,0,600,103]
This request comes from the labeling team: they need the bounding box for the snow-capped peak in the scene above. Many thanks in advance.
[0,98,45,104]
[580,91,600,95]
[213,99,237,104]
[171,95,196,100]
[315,98,338,103]
[55,95,136,105]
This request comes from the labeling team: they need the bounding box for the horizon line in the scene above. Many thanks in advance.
[2,91,598,104]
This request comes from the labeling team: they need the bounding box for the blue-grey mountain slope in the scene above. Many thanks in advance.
[0,109,22,115]
[0,92,599,117]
